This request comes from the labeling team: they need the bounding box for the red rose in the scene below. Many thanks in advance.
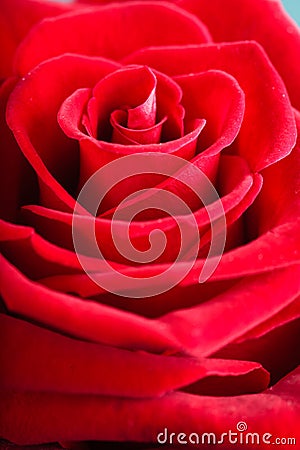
[0,1,299,449]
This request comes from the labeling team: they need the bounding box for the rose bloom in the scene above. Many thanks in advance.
[0,0,300,449]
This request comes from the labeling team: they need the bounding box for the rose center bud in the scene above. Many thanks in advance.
[110,104,167,145]
[58,64,205,214]
[83,65,185,146]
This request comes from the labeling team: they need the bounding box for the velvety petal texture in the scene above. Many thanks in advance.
[0,0,74,79]
[178,0,300,111]
[6,54,122,212]
[0,364,299,446]
[0,0,300,449]
[15,2,211,76]
[124,41,297,171]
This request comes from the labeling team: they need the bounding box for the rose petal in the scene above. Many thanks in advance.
[58,66,193,198]
[71,124,205,214]
[110,110,167,145]
[84,66,185,144]
[47,277,237,321]
[215,314,300,386]
[0,219,112,279]
[198,171,263,254]
[173,69,245,155]
[0,314,269,397]
[96,69,245,218]
[199,221,300,281]
[6,54,121,213]
[178,0,300,110]
[124,41,297,170]
[86,65,160,139]
[160,265,300,356]
[0,254,178,353]
[0,0,74,78]
[3,244,299,359]
[236,297,300,343]
[246,109,300,237]
[0,367,299,445]
[20,154,256,264]
[38,223,298,322]
[19,204,300,289]
[15,2,211,76]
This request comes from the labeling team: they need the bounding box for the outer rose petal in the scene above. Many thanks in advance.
[0,1,299,449]
[14,213,300,311]
[1,249,299,359]
[0,367,299,446]
[160,265,300,356]
[0,219,147,286]
[6,54,121,213]
[14,2,211,76]
[0,253,179,354]
[236,297,300,343]
[173,70,245,155]
[178,0,300,110]
[124,41,297,171]
[0,314,269,397]
[214,306,300,385]
[246,109,300,235]
[0,219,125,279]
[0,0,75,79]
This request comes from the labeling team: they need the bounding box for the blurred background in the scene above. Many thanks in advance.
[282,0,300,24]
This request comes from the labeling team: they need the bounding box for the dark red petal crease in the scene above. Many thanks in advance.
[247,109,300,235]
[236,297,300,344]
[0,77,38,221]
[214,314,300,387]
[6,54,121,213]
[161,266,300,357]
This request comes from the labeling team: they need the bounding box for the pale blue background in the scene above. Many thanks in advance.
[282,0,300,24]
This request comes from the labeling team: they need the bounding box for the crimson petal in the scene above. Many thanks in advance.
[20,154,256,265]
[0,0,74,78]
[6,54,121,212]
[161,266,300,356]
[0,368,299,446]
[124,41,297,170]
[0,314,269,397]
[15,2,211,76]
[0,254,178,353]
[178,0,300,110]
